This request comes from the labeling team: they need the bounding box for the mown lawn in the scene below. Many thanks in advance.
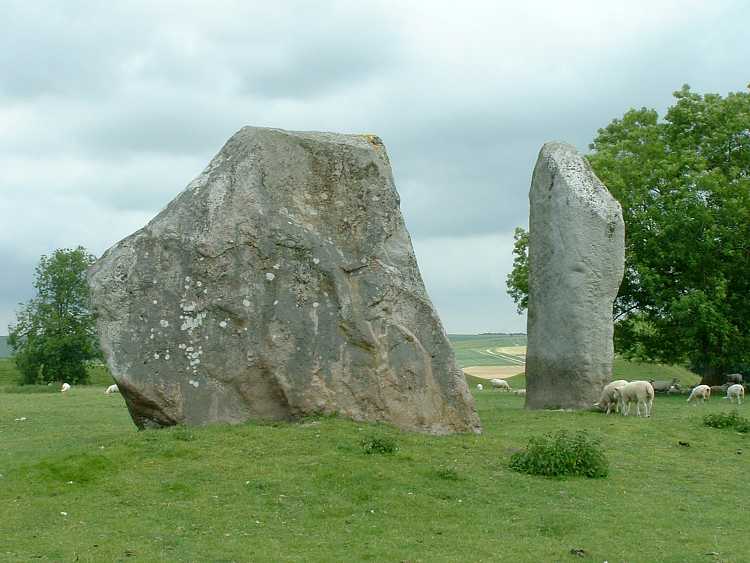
[1,384,746,562]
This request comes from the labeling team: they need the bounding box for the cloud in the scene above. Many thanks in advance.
[0,0,748,334]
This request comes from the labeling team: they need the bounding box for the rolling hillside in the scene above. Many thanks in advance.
[448,333,526,368]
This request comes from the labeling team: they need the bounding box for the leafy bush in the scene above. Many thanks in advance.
[703,411,750,433]
[509,431,608,478]
[360,435,399,455]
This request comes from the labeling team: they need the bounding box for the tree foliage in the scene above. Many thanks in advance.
[8,247,100,384]
[507,85,750,385]
[506,227,529,314]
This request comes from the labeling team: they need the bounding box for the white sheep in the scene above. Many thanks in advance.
[613,380,654,417]
[724,384,744,405]
[60,382,71,392]
[513,389,526,396]
[105,384,119,394]
[593,379,629,415]
[687,384,711,404]
[476,383,483,391]
[490,378,511,391]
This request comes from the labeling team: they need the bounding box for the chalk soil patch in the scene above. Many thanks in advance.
[463,365,525,380]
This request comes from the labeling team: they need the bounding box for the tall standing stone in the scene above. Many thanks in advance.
[88,126,481,435]
[525,142,625,409]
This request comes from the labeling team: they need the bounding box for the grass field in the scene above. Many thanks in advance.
[2,382,747,561]
[448,334,527,368]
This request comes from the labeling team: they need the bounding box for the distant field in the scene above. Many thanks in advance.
[0,335,10,358]
[448,334,527,368]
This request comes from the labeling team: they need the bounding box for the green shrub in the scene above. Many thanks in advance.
[703,411,750,432]
[509,430,608,478]
[360,435,399,455]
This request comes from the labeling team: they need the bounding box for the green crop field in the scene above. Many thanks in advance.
[1,379,747,561]
[448,333,527,368]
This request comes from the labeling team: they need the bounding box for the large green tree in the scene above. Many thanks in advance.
[507,85,750,385]
[8,247,100,384]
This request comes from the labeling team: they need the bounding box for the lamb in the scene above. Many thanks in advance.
[490,378,511,391]
[613,380,654,417]
[60,382,71,392]
[105,384,119,394]
[724,384,744,405]
[476,383,483,391]
[687,384,711,404]
[593,379,629,415]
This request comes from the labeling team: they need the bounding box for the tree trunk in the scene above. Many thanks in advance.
[699,365,725,386]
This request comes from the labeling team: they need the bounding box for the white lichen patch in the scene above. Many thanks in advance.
[180,311,207,332]
[273,263,281,270]
[197,281,203,287]
[242,299,251,307]
[265,272,275,281]
[153,300,158,305]
[313,302,319,308]
[219,320,228,328]
[165,354,170,360]
[273,300,279,306]
[181,301,197,312]
[160,320,169,328]
[313,258,320,265]
[189,379,200,388]
[154,353,160,360]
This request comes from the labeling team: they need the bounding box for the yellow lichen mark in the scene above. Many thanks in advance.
[360,134,390,166]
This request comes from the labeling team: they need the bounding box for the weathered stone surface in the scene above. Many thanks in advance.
[88,126,480,434]
[525,142,625,410]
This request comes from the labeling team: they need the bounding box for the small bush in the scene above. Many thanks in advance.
[704,411,750,432]
[361,435,399,455]
[509,430,608,478]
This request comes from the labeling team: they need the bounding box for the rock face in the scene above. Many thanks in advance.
[525,142,624,410]
[88,126,480,434]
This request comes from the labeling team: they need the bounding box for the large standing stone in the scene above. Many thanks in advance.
[525,142,625,410]
[88,126,480,434]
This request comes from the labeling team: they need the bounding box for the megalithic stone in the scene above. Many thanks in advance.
[88,126,481,435]
[525,142,625,410]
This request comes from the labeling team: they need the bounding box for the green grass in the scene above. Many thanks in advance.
[0,387,746,561]
[465,356,702,392]
[0,358,114,390]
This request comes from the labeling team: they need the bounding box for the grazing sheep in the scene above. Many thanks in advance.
[61,382,71,392]
[593,379,629,415]
[724,384,744,405]
[105,384,119,394]
[513,389,526,396]
[613,380,654,417]
[490,378,511,391]
[687,384,711,404]
[476,383,483,391]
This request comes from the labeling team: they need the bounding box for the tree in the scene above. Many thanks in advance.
[8,247,100,384]
[506,227,529,314]
[507,85,750,385]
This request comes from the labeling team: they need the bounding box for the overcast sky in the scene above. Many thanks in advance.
[1,0,748,335]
